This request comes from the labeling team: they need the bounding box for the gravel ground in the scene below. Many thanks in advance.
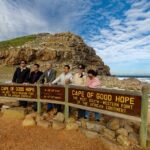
[0,117,106,150]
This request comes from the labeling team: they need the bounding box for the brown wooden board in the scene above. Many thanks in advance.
[68,87,142,117]
[0,84,37,99]
[40,86,65,102]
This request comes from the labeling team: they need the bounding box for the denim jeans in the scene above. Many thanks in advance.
[85,111,100,120]
[47,103,62,112]
[78,109,85,118]
[19,101,28,108]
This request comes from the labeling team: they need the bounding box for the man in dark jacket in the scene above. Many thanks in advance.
[12,60,30,83]
[29,64,43,84]
[12,60,30,107]
[28,63,43,111]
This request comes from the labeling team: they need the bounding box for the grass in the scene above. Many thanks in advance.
[0,35,37,51]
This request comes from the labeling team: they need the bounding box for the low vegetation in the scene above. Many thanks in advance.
[0,35,37,50]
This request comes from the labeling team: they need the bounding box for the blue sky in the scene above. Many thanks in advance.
[0,0,150,75]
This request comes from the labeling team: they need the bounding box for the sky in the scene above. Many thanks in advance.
[0,0,150,75]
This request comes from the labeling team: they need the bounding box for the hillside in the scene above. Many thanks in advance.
[0,35,37,51]
[0,32,110,75]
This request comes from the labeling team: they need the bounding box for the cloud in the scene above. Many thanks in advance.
[0,0,91,40]
[0,0,50,39]
[0,0,149,75]
[87,0,150,74]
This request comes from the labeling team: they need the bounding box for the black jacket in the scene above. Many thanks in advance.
[12,67,30,83]
[29,71,43,84]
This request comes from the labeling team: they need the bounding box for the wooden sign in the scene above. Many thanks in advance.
[0,84,37,99]
[40,86,65,102]
[68,87,142,117]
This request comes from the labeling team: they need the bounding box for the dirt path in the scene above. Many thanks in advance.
[0,118,107,150]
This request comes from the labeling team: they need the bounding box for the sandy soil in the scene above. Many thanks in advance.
[0,117,107,150]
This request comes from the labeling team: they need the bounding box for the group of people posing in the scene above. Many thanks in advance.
[12,60,101,121]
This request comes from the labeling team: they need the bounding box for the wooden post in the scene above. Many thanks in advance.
[37,83,41,114]
[64,85,69,120]
[140,85,150,147]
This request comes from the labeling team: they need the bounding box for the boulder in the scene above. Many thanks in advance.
[52,121,65,130]
[37,120,51,128]
[35,114,44,122]
[98,124,107,133]
[1,105,11,113]
[101,128,116,141]
[133,122,140,133]
[99,136,124,150]
[42,113,49,120]
[84,130,99,139]
[22,118,36,127]
[128,132,139,145]
[117,135,130,146]
[53,112,65,122]
[26,106,34,114]
[86,122,105,132]
[124,124,134,133]
[107,118,120,131]
[2,107,26,119]
[66,117,76,124]
[86,122,95,130]
[80,119,87,128]
[116,128,128,137]
[48,108,57,118]
[66,122,79,130]
[25,112,37,119]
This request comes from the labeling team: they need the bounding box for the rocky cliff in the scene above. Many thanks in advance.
[0,32,110,75]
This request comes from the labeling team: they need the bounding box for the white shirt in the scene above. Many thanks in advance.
[47,69,51,76]
[52,72,73,85]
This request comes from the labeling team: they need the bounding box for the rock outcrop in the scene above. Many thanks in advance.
[0,32,110,75]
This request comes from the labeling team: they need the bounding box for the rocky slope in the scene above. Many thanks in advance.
[0,32,110,75]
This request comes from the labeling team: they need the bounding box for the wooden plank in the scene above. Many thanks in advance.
[0,97,37,102]
[68,103,141,122]
[39,99,65,105]
[69,85,142,96]
[140,85,149,147]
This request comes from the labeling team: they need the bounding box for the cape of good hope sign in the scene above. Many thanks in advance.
[68,87,141,117]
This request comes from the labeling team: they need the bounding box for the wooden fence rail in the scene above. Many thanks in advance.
[0,83,149,148]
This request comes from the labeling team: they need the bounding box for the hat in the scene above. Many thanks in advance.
[78,64,85,69]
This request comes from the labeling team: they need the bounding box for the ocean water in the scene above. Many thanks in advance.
[117,77,150,83]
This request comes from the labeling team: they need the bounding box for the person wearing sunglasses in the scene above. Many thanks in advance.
[12,60,30,107]
[72,64,87,119]
[72,64,87,86]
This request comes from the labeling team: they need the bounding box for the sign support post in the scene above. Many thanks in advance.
[37,83,41,114]
[64,85,69,120]
[140,85,149,147]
